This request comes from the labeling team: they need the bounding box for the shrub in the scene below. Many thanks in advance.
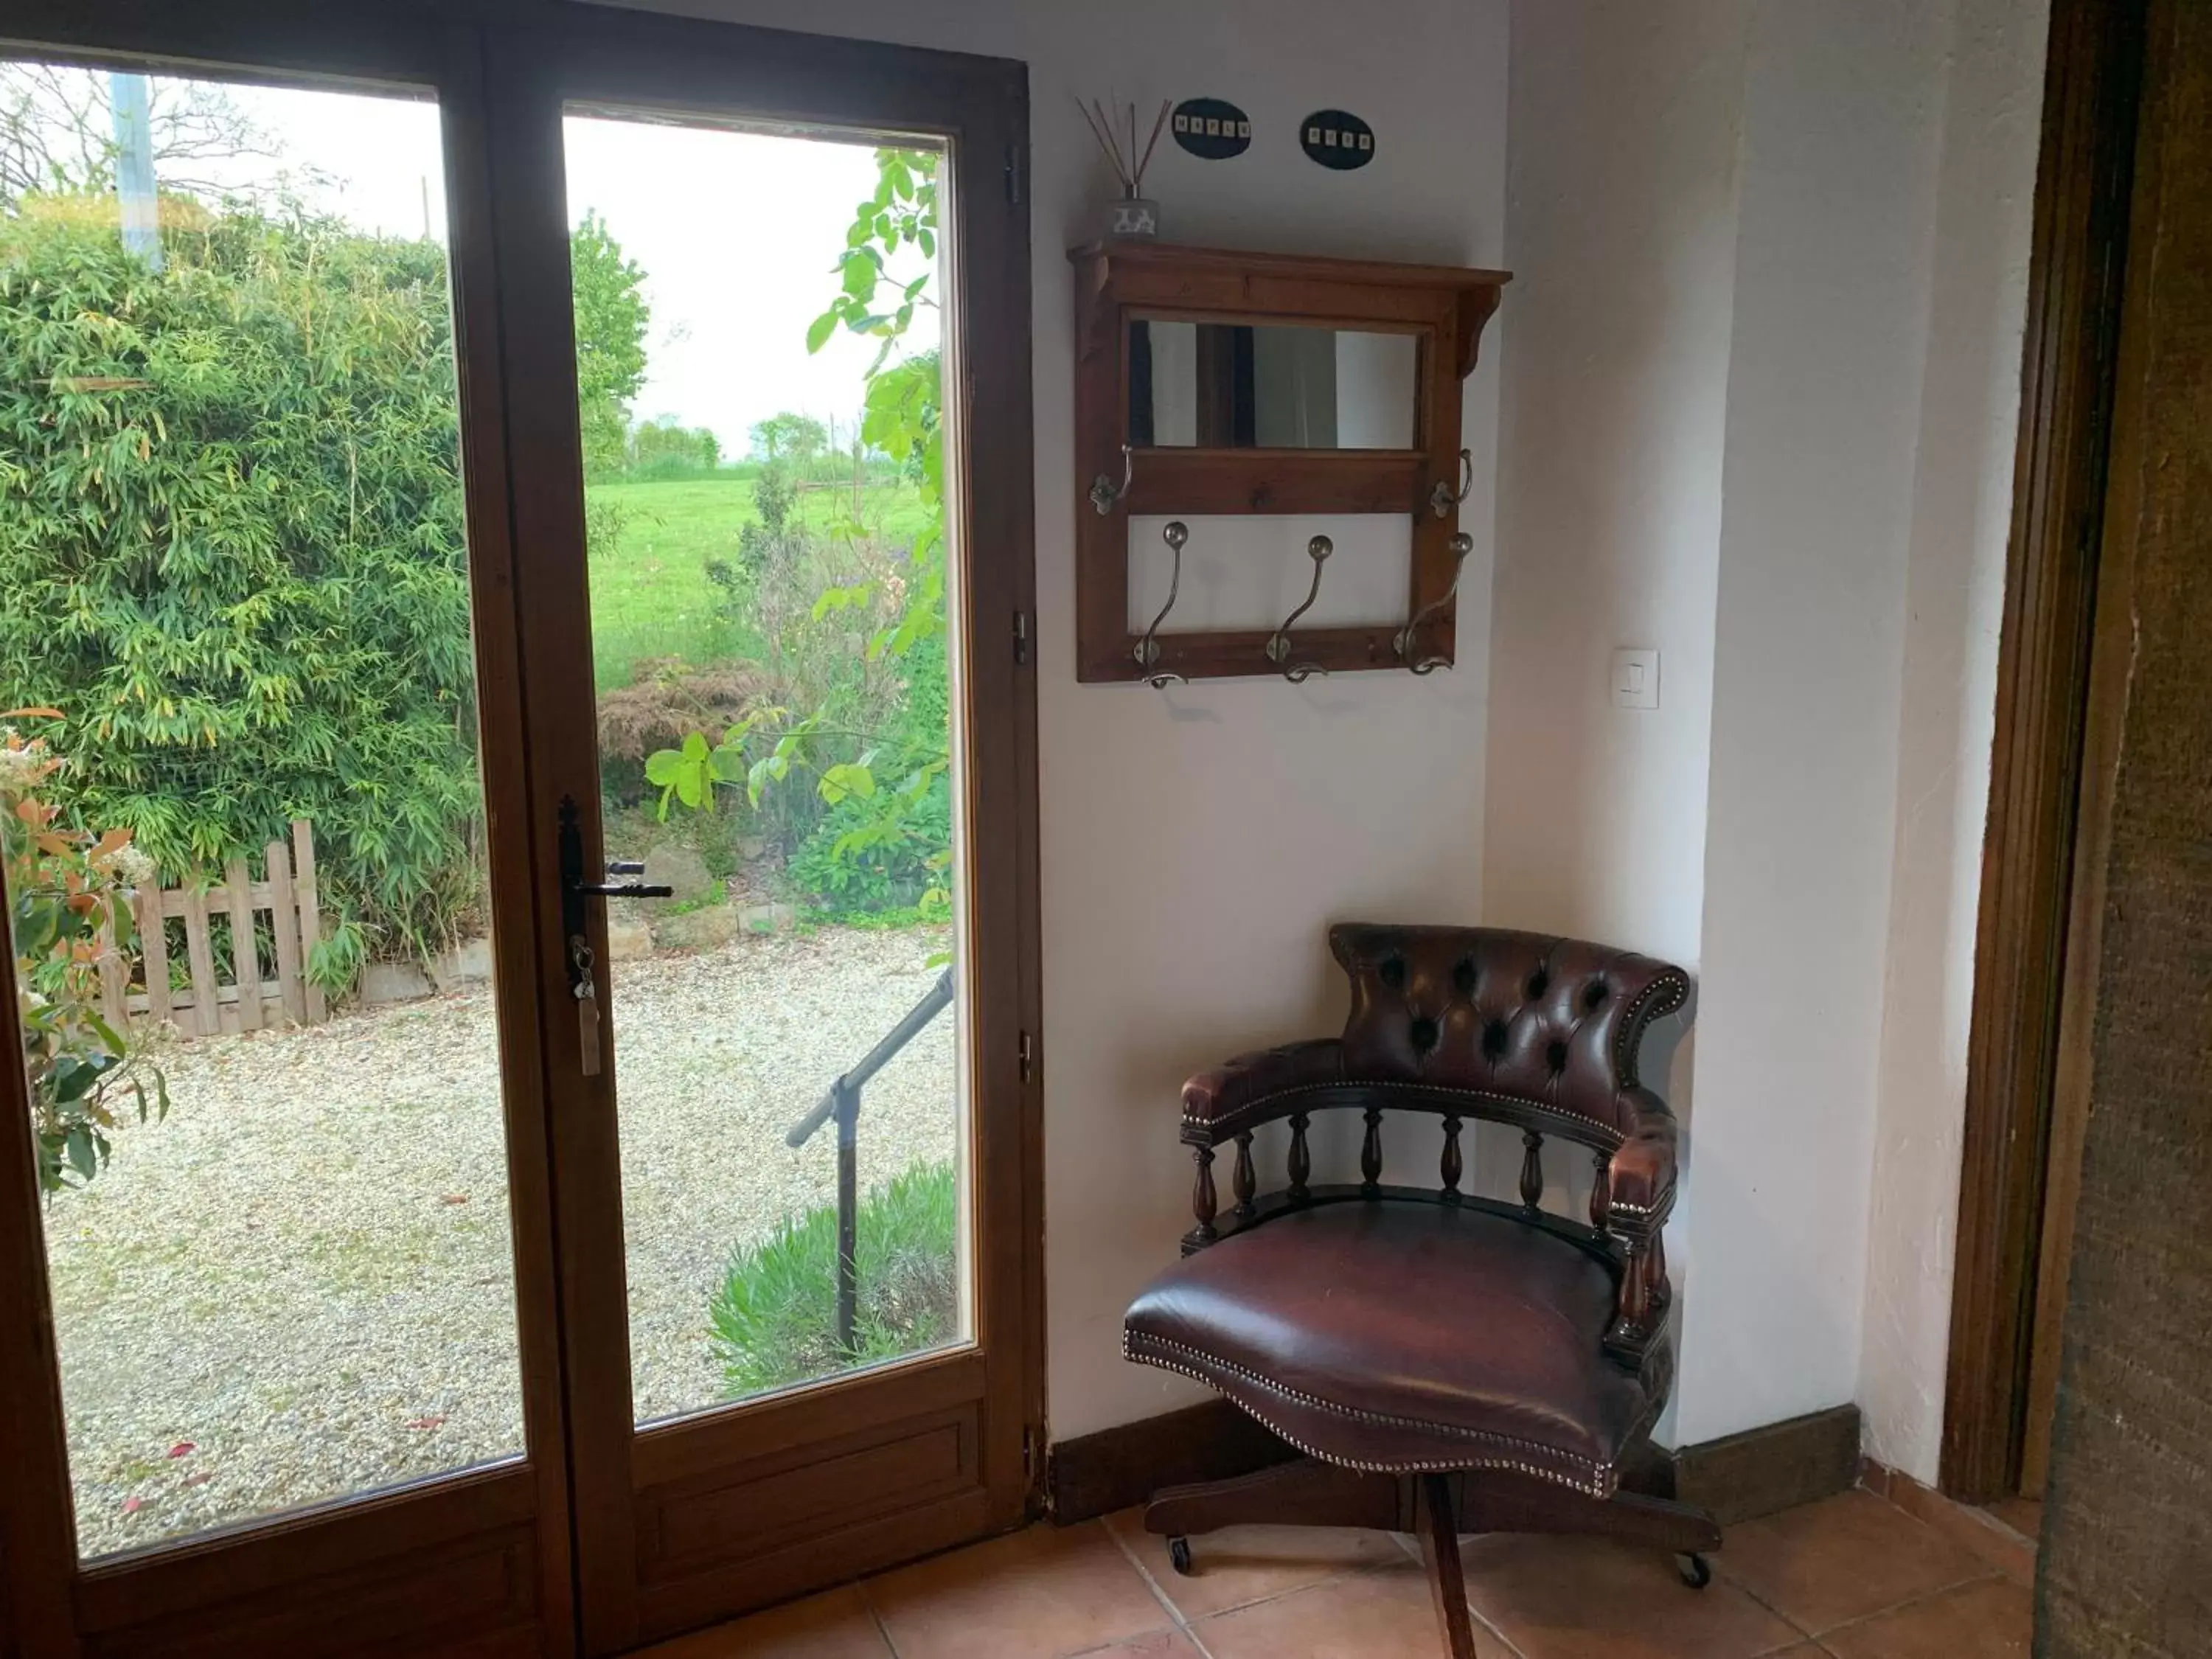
[680,476,940,891]
[0,716,168,1192]
[0,200,483,961]
[736,459,799,577]
[707,1159,956,1397]
[595,655,777,775]
[784,754,950,919]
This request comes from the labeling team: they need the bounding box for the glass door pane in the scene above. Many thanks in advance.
[557,111,968,1425]
[0,59,526,1557]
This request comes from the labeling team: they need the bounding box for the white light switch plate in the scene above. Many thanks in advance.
[1611,647,1660,710]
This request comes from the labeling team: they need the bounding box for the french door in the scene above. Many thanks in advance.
[0,5,1039,1657]
[486,9,1039,1654]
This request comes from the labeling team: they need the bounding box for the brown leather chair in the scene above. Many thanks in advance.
[1123,925,1717,1658]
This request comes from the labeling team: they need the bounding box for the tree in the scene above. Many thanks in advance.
[0,63,285,209]
[0,198,484,967]
[749,411,828,467]
[569,209,650,476]
[627,417,720,476]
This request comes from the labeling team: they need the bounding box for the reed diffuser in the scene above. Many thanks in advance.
[1079,95,1171,239]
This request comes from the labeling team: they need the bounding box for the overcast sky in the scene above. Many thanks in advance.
[110,72,939,457]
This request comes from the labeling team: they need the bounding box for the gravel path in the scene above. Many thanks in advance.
[41,924,956,1560]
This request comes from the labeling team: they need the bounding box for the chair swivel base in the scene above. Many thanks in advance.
[1144,1457,1721,1659]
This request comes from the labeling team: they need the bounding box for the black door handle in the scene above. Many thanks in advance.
[557,797,675,961]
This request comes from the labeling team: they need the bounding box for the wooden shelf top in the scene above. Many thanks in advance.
[1068,240,1512,292]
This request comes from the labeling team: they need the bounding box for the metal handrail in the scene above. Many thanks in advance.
[784,965,955,1354]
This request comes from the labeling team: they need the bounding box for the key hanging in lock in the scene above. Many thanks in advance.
[570,933,602,1077]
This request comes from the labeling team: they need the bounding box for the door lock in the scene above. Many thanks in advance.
[557,798,673,928]
[556,797,671,1076]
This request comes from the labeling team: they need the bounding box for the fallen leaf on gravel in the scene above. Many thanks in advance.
[181,1472,212,1488]
[167,1441,195,1458]
[439,1194,470,1206]
[406,1416,447,1430]
[121,1497,143,1514]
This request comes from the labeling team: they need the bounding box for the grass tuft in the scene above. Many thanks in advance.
[707,1159,956,1397]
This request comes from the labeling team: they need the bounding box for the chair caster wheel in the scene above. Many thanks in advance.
[1167,1537,1194,1576]
[1677,1552,1712,1590]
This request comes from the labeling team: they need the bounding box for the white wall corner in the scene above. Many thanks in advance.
[1855,0,2050,1486]
[1674,0,1960,1448]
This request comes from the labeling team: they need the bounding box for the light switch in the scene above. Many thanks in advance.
[1611,647,1660,710]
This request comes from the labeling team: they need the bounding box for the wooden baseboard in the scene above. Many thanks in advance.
[1045,1400,1298,1523]
[1047,1400,1860,1528]
[1672,1405,1863,1526]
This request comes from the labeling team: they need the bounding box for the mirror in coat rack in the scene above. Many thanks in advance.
[1127,319,1419,451]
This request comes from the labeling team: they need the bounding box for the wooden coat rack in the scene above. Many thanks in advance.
[1070,241,1509,684]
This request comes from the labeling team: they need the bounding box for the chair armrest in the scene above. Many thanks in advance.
[1601,1087,1677,1371]
[1180,1038,1345,1144]
[1604,1089,1678,1237]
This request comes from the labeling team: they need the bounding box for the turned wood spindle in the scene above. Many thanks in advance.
[1287,1112,1312,1203]
[1621,1238,1650,1327]
[1519,1129,1545,1210]
[1360,1105,1384,1193]
[1232,1131,1256,1218]
[1440,1113,1463,1197]
[1192,1144,1218,1245]
[1590,1152,1611,1230]
[1647,1231,1668,1298]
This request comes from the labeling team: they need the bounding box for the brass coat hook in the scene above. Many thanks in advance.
[1091,445,1135,515]
[1395,532,1474,674]
[1135,521,1189,688]
[1429,448,1474,518]
[1265,535,1334,684]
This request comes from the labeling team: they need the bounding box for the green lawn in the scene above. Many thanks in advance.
[585,473,934,689]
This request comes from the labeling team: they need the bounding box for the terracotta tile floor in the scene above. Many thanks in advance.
[640,1481,2035,1658]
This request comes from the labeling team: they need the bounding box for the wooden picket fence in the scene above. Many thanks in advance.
[96,818,329,1039]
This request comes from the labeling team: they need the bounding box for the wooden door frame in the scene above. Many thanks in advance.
[478,9,1041,1652]
[0,6,1045,1654]
[1941,0,2148,1503]
[0,4,584,1654]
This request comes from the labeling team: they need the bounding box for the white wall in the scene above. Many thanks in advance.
[1494,0,2046,1458]
[1486,0,1745,970]
[626,0,2045,1462]
[620,0,1510,1439]
[1857,0,2048,1484]
[1675,0,1956,1445]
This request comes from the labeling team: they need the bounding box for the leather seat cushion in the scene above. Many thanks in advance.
[1123,1202,1662,1498]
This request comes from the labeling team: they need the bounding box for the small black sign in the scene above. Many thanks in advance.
[1300,108,1375,170]
[1172,97,1252,161]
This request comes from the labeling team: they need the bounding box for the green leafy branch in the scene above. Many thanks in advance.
[642,148,949,934]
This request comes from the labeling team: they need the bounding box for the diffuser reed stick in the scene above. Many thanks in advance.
[1079,95,1172,199]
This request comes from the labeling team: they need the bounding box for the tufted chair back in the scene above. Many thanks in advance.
[1330,925,1688,1140]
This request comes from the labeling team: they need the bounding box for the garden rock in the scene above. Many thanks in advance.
[644,841,716,905]
[429,937,494,991]
[740,902,800,935]
[605,916,655,961]
[360,961,436,1005]
[652,903,742,953]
